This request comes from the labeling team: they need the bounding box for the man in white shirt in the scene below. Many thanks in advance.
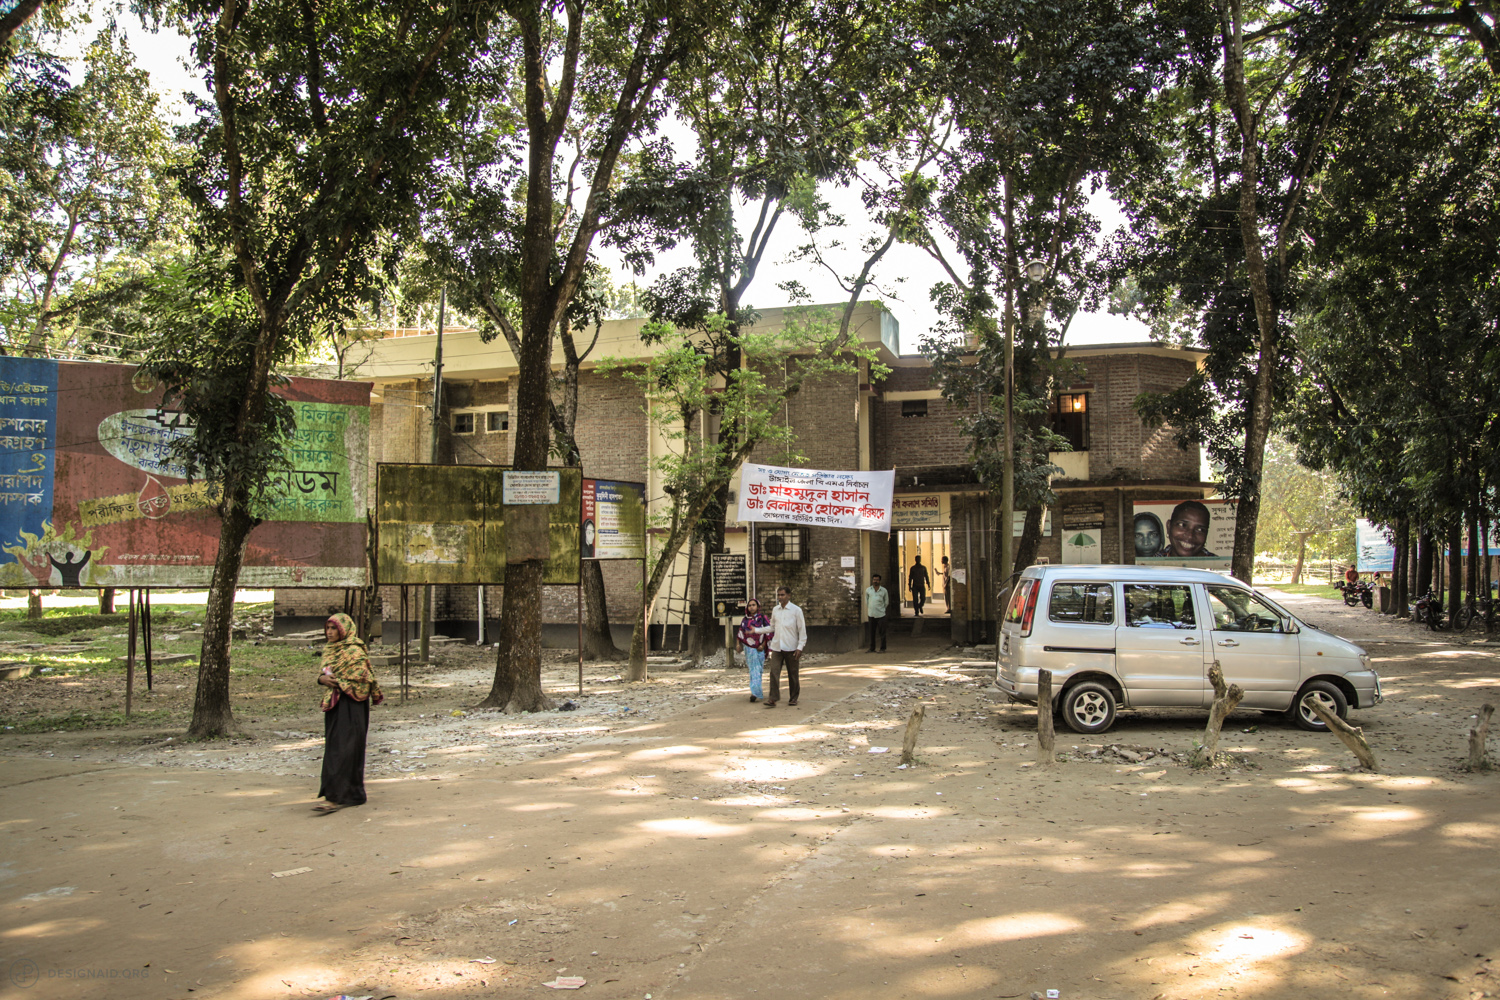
[864,574,889,653]
[764,586,807,708]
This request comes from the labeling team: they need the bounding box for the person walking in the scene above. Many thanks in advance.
[763,586,807,708]
[314,613,383,814]
[735,597,772,703]
[908,555,931,616]
[864,574,890,653]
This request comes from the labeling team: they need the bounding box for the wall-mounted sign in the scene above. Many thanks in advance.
[892,493,948,528]
[711,552,747,618]
[503,470,560,505]
[1133,498,1235,571]
[582,479,646,560]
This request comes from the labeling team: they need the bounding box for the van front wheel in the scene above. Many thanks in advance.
[1290,680,1348,732]
[1061,681,1117,735]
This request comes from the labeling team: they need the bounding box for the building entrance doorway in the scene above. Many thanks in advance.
[897,528,951,615]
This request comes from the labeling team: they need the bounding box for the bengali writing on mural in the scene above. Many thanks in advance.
[269,469,340,494]
[78,482,222,527]
[116,416,192,479]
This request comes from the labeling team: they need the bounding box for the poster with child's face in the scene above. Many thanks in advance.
[1133,499,1236,571]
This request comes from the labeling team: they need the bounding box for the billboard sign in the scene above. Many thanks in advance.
[737,463,894,531]
[0,359,370,588]
[1355,519,1396,572]
[892,494,948,528]
[581,479,646,560]
[375,464,581,585]
[1132,498,1235,571]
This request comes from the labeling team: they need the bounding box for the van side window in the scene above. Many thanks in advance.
[1123,584,1196,629]
[1205,586,1287,632]
[1049,583,1114,624]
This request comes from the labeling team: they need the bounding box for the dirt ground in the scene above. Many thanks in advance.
[2,591,1498,1000]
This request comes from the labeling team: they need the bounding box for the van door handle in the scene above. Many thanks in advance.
[1218,639,1240,647]
[1178,637,1200,645]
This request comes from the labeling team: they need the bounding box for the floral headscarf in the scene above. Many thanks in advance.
[320,613,383,711]
[736,599,772,652]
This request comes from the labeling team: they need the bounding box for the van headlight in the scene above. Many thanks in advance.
[1359,652,1371,670]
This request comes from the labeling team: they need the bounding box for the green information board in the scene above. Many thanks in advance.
[375,464,581,585]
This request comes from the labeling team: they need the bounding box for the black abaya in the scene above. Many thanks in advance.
[319,695,369,806]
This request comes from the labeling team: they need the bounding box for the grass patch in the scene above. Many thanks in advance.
[1260,583,1344,602]
[0,708,172,733]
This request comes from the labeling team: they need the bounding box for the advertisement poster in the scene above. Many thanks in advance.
[581,479,646,560]
[737,463,894,531]
[0,359,370,588]
[375,464,581,585]
[1355,519,1396,572]
[1061,502,1104,564]
[1132,498,1235,571]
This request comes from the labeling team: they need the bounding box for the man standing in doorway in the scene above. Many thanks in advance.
[940,555,952,615]
[864,574,890,653]
[764,586,807,708]
[908,555,931,616]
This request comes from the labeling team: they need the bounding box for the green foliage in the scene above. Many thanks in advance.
[1254,436,1356,562]
[0,21,188,356]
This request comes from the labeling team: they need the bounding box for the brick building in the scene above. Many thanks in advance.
[275,304,1213,649]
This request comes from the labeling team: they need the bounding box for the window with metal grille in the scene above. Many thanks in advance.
[757,526,807,563]
[1050,393,1089,451]
[901,399,928,418]
[452,412,475,434]
[486,411,509,432]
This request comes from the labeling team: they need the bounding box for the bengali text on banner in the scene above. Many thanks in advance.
[736,463,894,532]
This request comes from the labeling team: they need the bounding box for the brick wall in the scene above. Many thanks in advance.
[1069,355,1199,480]
[873,367,980,481]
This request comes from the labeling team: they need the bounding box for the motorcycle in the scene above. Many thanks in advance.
[1414,589,1445,631]
[1356,580,1374,609]
[1336,580,1361,607]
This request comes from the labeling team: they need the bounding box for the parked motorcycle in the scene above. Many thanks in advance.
[1414,589,1445,630]
[1336,580,1361,607]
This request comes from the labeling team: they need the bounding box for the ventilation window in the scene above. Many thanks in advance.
[486,411,509,432]
[758,526,807,563]
[901,399,928,418]
[452,412,475,434]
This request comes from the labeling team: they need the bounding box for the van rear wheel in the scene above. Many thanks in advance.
[1061,681,1117,735]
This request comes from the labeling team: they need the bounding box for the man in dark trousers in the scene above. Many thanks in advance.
[864,574,890,653]
[908,555,931,616]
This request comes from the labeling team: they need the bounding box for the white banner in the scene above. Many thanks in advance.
[737,463,894,531]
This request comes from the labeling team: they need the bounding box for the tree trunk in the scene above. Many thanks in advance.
[900,703,925,766]
[1303,697,1379,771]
[687,545,712,666]
[1467,703,1494,771]
[1416,525,1433,596]
[1448,519,1464,630]
[580,560,623,661]
[1013,505,1045,573]
[188,495,257,738]
[1036,669,1055,765]
[481,560,552,711]
[1467,507,1479,606]
[27,589,42,619]
[1193,661,1245,766]
[98,587,117,614]
[1290,532,1308,585]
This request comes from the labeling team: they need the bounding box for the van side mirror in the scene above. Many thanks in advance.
[1282,619,1300,634]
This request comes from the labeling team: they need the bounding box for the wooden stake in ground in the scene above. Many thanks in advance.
[1467,703,1495,771]
[901,703,926,766]
[1037,669,1055,765]
[1193,660,1245,766]
[1303,697,1380,771]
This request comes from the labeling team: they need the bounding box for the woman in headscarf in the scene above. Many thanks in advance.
[735,597,772,703]
[315,613,382,814]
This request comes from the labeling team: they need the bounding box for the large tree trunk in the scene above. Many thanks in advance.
[687,548,712,666]
[27,590,42,619]
[1416,524,1433,596]
[1449,519,1464,630]
[1290,532,1308,585]
[1394,516,1409,618]
[99,587,117,614]
[189,495,256,738]
[1221,0,1279,587]
[482,560,551,711]
[1013,505,1045,573]
[580,560,623,660]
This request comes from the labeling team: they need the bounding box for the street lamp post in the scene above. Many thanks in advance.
[999,260,1049,610]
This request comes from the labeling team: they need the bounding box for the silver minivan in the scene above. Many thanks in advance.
[995,565,1382,735]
